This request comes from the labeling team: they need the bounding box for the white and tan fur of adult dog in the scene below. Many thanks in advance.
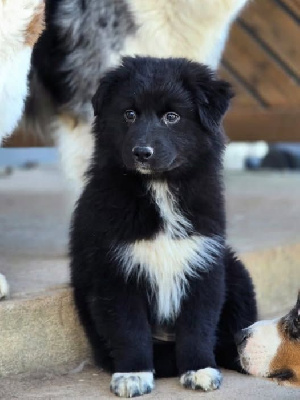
[0,0,44,299]
[123,0,248,69]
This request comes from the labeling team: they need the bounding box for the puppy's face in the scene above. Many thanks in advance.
[92,57,232,176]
[236,293,300,386]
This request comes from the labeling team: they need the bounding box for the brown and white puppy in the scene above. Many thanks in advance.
[236,292,300,387]
[0,0,44,299]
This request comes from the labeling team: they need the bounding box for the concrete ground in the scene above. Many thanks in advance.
[1,366,299,400]
[0,166,300,399]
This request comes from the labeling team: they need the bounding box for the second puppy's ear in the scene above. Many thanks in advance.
[290,291,300,339]
[196,78,234,133]
[282,291,300,340]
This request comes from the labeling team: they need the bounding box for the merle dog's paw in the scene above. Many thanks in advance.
[180,367,222,392]
[110,372,154,398]
[0,273,9,300]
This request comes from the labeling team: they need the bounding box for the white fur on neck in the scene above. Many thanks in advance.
[115,181,222,322]
[149,181,192,239]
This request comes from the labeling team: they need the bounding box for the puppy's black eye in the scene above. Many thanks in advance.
[124,110,136,123]
[163,112,180,124]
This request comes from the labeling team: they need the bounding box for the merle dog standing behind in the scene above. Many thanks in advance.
[70,57,257,398]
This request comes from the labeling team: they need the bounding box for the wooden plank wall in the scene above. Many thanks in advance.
[221,0,300,141]
[4,0,300,146]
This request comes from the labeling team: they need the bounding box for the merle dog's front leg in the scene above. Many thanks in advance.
[92,282,154,398]
[176,263,225,392]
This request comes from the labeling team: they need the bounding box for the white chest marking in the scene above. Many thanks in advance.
[115,181,221,322]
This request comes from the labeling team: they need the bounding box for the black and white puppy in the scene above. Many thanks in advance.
[70,57,257,397]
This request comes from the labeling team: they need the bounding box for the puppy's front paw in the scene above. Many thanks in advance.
[180,367,222,392]
[0,273,9,300]
[110,372,154,398]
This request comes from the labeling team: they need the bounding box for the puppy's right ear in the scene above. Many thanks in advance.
[92,59,132,116]
[92,62,130,116]
[92,78,111,117]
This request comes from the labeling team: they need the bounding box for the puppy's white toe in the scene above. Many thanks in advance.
[110,372,154,398]
[0,273,9,300]
[180,367,222,392]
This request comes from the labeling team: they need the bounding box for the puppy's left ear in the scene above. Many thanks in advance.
[196,78,234,133]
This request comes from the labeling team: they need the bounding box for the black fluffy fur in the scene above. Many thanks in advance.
[70,57,257,378]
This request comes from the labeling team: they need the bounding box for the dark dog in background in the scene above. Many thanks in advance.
[70,57,257,397]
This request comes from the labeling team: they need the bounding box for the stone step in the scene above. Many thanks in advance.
[0,167,299,378]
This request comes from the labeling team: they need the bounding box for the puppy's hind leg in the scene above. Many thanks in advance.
[73,287,113,371]
[215,248,257,372]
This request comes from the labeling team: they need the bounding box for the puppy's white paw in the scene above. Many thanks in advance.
[0,273,9,300]
[110,372,154,398]
[180,367,222,392]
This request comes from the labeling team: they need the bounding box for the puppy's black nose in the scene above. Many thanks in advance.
[132,146,154,162]
[234,329,251,346]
